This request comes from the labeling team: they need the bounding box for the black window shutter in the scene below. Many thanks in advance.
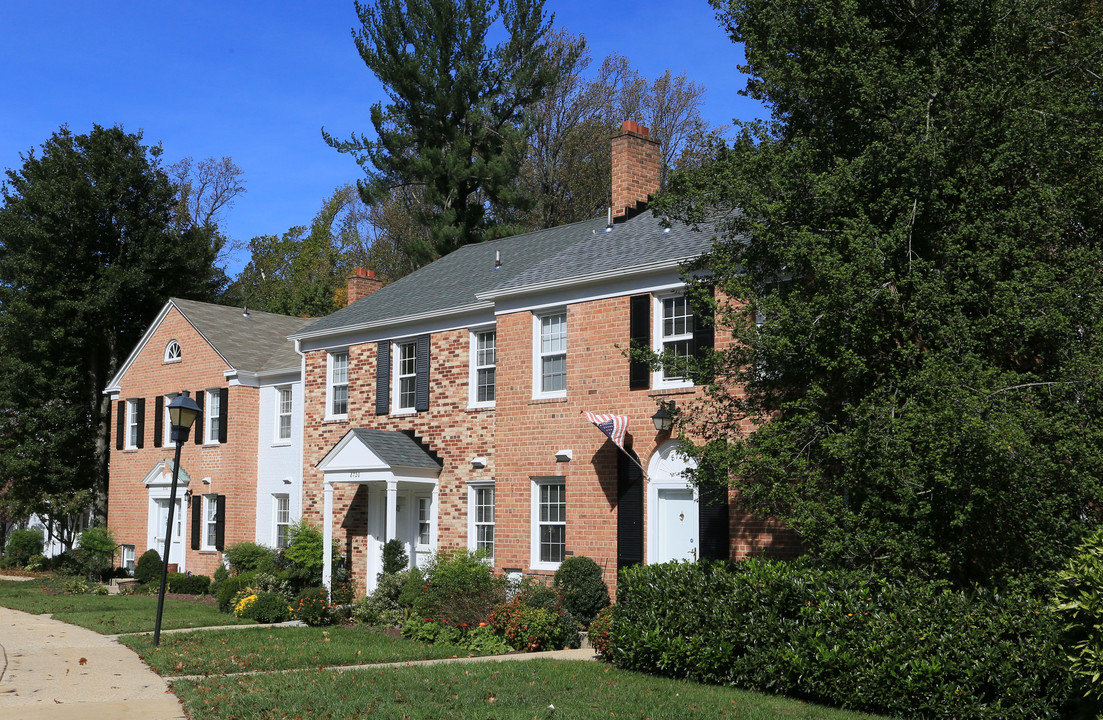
[616,449,644,571]
[218,388,228,444]
[190,495,201,550]
[194,390,205,444]
[116,400,125,450]
[153,396,164,448]
[375,341,391,415]
[629,294,650,389]
[214,495,226,551]
[135,398,146,449]
[698,483,730,561]
[415,334,430,412]
[692,285,715,357]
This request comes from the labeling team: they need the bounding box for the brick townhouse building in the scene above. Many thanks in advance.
[104,299,312,577]
[293,121,798,596]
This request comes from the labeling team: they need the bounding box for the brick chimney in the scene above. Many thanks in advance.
[611,120,661,220]
[346,268,384,306]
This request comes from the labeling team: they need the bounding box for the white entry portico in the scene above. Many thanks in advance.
[143,459,190,572]
[317,428,442,594]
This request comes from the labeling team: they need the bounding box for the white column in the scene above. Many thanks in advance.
[322,481,334,597]
[385,480,398,542]
[430,484,440,551]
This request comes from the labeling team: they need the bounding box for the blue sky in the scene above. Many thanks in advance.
[0,1,766,275]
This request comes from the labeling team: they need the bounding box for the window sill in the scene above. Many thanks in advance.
[529,396,568,405]
[322,417,349,425]
[648,387,696,399]
[270,441,292,448]
[390,408,417,417]
[465,403,495,412]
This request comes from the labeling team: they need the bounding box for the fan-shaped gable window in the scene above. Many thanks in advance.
[164,340,181,363]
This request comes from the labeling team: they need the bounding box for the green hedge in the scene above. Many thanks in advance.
[166,572,211,595]
[612,559,1073,719]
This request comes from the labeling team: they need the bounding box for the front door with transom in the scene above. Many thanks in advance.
[647,440,700,564]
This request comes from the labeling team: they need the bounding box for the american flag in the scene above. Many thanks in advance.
[583,411,629,451]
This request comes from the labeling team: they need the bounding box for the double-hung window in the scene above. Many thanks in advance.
[126,399,141,449]
[203,495,219,550]
[328,351,349,417]
[470,329,496,407]
[535,311,567,397]
[532,479,566,568]
[274,494,290,548]
[417,497,432,547]
[469,484,495,559]
[205,389,221,444]
[394,341,417,412]
[655,294,695,387]
[275,387,292,442]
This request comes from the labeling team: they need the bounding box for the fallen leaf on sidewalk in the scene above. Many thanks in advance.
[79,657,87,666]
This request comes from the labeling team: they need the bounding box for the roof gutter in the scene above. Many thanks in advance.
[289,301,492,341]
[475,257,699,303]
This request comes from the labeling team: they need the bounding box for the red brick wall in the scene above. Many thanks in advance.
[107,306,259,578]
[611,122,661,218]
[301,329,496,597]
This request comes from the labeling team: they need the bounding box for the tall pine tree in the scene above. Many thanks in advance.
[324,0,578,266]
[659,0,1103,588]
[0,125,220,525]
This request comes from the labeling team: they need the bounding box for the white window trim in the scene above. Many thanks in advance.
[416,496,432,550]
[532,310,567,400]
[273,494,291,548]
[392,340,417,414]
[125,399,140,450]
[653,291,695,389]
[468,328,497,409]
[121,544,136,573]
[274,386,293,444]
[530,478,566,571]
[204,389,221,445]
[326,350,349,420]
[467,482,495,560]
[164,340,181,363]
[201,494,219,551]
[163,394,177,448]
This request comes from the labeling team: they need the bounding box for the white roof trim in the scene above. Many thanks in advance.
[103,299,232,395]
[475,257,697,302]
[289,302,492,341]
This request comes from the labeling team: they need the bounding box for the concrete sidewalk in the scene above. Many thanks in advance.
[0,607,186,720]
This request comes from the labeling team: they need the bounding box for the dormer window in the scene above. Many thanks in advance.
[164,340,181,363]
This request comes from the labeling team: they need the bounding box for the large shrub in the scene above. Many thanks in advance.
[5,529,43,567]
[613,559,1073,719]
[217,570,258,613]
[77,526,117,580]
[223,542,278,574]
[1055,527,1103,712]
[248,591,292,623]
[553,555,610,628]
[589,605,616,656]
[293,586,333,626]
[354,570,409,626]
[415,550,504,627]
[488,598,562,652]
[381,538,409,576]
[167,573,211,595]
[134,549,162,584]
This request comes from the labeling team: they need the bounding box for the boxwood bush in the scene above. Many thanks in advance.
[612,559,1073,719]
[553,555,610,628]
[166,572,211,595]
[5,529,44,567]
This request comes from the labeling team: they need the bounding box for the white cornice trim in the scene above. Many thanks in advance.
[289,302,492,342]
[474,257,697,302]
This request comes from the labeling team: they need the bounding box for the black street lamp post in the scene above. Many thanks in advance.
[153,391,201,648]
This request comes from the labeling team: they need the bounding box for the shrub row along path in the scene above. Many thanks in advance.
[0,578,596,719]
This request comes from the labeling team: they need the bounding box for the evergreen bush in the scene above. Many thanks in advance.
[553,555,610,628]
[415,550,505,627]
[248,591,292,623]
[612,559,1073,719]
[217,570,258,613]
[134,549,162,584]
[223,542,277,574]
[166,573,211,595]
[381,538,409,576]
[76,526,116,580]
[1055,527,1103,713]
[5,529,43,567]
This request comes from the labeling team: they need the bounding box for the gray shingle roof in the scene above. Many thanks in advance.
[172,298,313,373]
[348,428,443,470]
[293,211,721,339]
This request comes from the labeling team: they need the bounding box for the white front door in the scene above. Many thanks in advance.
[152,498,186,569]
[655,488,698,563]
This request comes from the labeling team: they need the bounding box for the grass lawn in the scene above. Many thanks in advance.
[0,577,251,634]
[121,625,491,675]
[171,659,890,720]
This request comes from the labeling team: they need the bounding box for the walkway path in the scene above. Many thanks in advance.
[0,594,596,720]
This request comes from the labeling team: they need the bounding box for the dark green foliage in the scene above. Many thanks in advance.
[656,0,1103,588]
[1054,528,1103,709]
[210,563,229,596]
[325,0,580,266]
[398,566,424,609]
[292,586,333,626]
[223,542,278,574]
[76,526,116,580]
[553,555,610,628]
[166,573,211,595]
[612,559,1073,718]
[278,519,342,591]
[354,570,410,626]
[4,529,43,567]
[134,549,162,585]
[247,591,291,624]
[217,570,258,613]
[414,550,505,628]
[381,538,409,576]
[487,598,562,652]
[0,125,221,521]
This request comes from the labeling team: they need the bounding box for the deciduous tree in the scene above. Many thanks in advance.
[659,0,1103,588]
